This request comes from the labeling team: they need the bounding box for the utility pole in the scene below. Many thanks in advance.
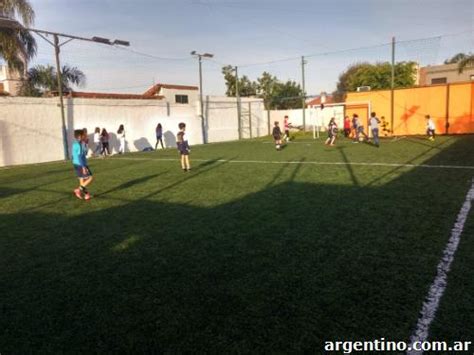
[301,56,307,132]
[390,36,396,136]
[235,66,242,140]
[199,55,205,143]
[53,34,68,158]
[191,51,214,144]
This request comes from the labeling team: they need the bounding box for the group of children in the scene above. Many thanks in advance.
[72,122,190,200]
[272,112,436,150]
[88,125,126,158]
[272,115,291,151]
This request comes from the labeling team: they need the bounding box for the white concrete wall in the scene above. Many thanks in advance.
[204,97,267,142]
[0,97,201,167]
[0,96,266,167]
[0,97,64,166]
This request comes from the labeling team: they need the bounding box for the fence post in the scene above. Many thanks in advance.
[267,107,271,135]
[248,102,253,139]
[445,84,450,134]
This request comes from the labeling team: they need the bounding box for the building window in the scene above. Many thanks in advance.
[431,77,447,85]
[175,95,189,104]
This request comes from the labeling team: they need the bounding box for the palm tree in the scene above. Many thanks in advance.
[457,54,474,74]
[0,0,37,73]
[20,64,86,96]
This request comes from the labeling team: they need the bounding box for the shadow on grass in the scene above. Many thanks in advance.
[1,136,474,353]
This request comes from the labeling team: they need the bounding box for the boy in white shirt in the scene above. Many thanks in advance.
[426,115,435,141]
[369,112,381,147]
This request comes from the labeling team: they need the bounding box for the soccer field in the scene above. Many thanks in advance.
[1,135,473,353]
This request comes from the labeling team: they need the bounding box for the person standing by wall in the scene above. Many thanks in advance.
[369,112,381,147]
[117,124,126,154]
[100,128,110,157]
[155,123,164,150]
[93,127,101,157]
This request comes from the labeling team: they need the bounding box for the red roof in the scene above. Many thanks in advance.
[49,91,164,100]
[143,83,199,97]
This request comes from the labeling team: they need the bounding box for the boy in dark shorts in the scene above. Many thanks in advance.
[272,121,282,151]
[72,129,94,200]
[177,122,191,171]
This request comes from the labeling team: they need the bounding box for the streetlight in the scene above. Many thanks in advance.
[0,15,130,159]
[191,51,214,144]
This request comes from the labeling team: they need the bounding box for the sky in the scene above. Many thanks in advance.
[25,0,474,95]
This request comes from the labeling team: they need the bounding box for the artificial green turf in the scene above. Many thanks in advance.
[1,135,473,352]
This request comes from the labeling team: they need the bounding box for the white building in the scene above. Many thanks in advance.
[0,65,22,96]
[142,83,199,104]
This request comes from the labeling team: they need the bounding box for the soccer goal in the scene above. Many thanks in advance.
[309,101,372,139]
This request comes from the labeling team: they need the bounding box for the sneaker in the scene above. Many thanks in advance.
[84,193,92,201]
[74,188,83,200]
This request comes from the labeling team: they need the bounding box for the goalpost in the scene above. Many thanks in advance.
[310,101,372,139]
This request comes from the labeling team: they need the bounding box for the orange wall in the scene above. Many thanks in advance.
[345,82,474,135]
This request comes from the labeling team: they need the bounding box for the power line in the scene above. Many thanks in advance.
[235,29,473,68]
[113,46,192,62]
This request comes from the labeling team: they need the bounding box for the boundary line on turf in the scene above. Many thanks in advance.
[407,179,474,355]
[114,157,474,170]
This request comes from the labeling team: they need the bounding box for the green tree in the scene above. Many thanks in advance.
[456,54,474,74]
[222,68,304,110]
[444,52,470,64]
[334,61,417,100]
[222,65,257,97]
[266,79,303,110]
[0,0,37,73]
[256,71,278,109]
[20,64,86,96]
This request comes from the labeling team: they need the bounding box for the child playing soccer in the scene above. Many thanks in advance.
[426,114,435,141]
[272,121,282,151]
[72,129,94,200]
[177,122,191,171]
[369,112,381,147]
[325,117,338,146]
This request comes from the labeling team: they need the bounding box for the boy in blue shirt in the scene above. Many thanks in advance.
[72,129,94,200]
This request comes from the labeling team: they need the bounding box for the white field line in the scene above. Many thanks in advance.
[407,179,474,355]
[114,157,474,170]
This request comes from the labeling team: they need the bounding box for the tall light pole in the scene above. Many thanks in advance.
[233,66,242,140]
[0,16,130,159]
[191,51,213,144]
[390,36,396,136]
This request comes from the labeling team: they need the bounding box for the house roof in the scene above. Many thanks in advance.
[306,95,334,106]
[143,83,199,97]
